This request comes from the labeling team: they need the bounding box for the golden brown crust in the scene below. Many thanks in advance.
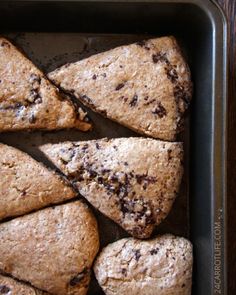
[0,202,100,295]
[40,137,184,239]
[0,37,91,132]
[48,36,192,141]
[94,234,193,295]
[0,143,76,221]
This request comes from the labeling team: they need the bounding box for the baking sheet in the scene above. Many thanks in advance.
[0,33,189,294]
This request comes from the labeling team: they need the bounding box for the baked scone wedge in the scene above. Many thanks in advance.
[40,137,184,239]
[0,143,76,221]
[0,202,99,295]
[0,37,91,132]
[94,234,193,295]
[48,36,192,141]
[0,274,48,294]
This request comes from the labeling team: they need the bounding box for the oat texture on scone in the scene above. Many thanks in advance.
[94,234,193,295]
[48,36,192,141]
[0,37,91,131]
[0,274,48,295]
[40,137,184,239]
[0,201,99,295]
[0,143,76,221]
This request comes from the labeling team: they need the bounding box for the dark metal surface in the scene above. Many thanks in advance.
[215,1,235,294]
[0,1,227,295]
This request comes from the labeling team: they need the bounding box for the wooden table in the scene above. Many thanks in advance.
[216,0,235,294]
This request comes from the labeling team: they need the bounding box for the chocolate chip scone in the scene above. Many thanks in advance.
[0,143,76,221]
[40,137,183,239]
[0,201,99,295]
[48,36,192,141]
[94,234,193,295]
[0,274,48,295]
[0,37,91,132]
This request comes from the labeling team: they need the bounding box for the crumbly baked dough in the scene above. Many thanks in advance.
[0,202,99,295]
[94,234,193,295]
[48,36,192,141]
[0,274,48,295]
[0,37,91,132]
[40,137,183,239]
[0,143,76,221]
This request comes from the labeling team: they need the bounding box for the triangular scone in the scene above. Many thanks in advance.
[40,138,183,238]
[0,37,91,132]
[0,274,48,294]
[0,143,76,221]
[48,36,192,141]
[0,202,99,295]
[94,234,193,295]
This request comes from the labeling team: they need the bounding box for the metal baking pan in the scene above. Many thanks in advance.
[0,0,227,294]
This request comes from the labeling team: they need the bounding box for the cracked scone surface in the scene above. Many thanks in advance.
[0,201,99,295]
[94,234,193,295]
[40,137,183,239]
[0,143,76,221]
[0,37,91,131]
[0,274,48,295]
[48,36,192,141]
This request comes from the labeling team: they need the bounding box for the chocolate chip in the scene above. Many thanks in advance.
[143,183,147,190]
[115,83,125,91]
[21,190,27,196]
[129,94,138,107]
[81,143,89,152]
[167,149,172,161]
[152,53,168,63]
[35,96,42,104]
[144,98,156,106]
[27,89,41,104]
[70,269,88,286]
[102,73,107,78]
[29,114,36,124]
[120,96,128,102]
[88,168,97,178]
[124,162,128,166]
[92,74,97,80]
[150,248,159,255]
[0,102,24,112]
[97,176,103,184]
[135,174,156,185]
[136,40,150,50]
[181,284,186,288]
[121,268,127,275]
[173,85,191,107]
[29,73,41,84]
[0,285,10,294]
[134,249,141,261]
[166,67,178,83]
[152,102,167,118]
[96,143,100,149]
[0,41,10,48]
[136,40,146,47]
